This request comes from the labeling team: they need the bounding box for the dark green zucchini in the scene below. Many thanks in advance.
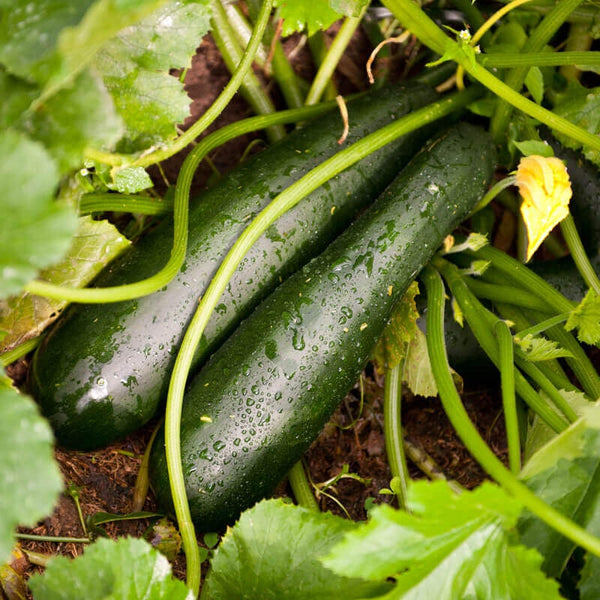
[149,123,496,531]
[28,81,437,450]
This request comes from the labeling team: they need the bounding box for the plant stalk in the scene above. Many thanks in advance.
[422,265,600,561]
[288,461,320,511]
[495,320,521,474]
[305,8,367,106]
[211,0,286,143]
[384,362,410,509]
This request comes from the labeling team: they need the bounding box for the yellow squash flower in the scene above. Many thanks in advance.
[516,155,572,261]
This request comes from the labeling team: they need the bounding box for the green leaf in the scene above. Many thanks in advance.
[403,327,438,398]
[201,498,390,600]
[94,0,211,153]
[512,139,554,158]
[490,21,527,49]
[522,404,600,479]
[468,98,496,118]
[581,548,600,599]
[524,66,544,104]
[86,511,162,540]
[23,68,123,173]
[552,81,600,167]
[442,232,488,254]
[29,537,189,599]
[274,0,343,36]
[143,518,182,562]
[102,0,211,72]
[0,130,78,299]
[0,215,130,353]
[109,167,154,194]
[372,281,420,372]
[0,381,62,564]
[524,390,590,462]
[516,333,573,361]
[520,404,600,577]
[329,0,368,17]
[0,0,94,83]
[565,289,600,345]
[0,0,165,89]
[0,71,38,129]
[322,480,561,600]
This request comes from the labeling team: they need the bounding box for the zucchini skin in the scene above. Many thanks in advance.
[29,82,437,450]
[149,123,496,531]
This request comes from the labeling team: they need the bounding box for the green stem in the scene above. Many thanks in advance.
[211,0,286,143]
[465,278,553,313]
[223,2,269,69]
[163,89,478,598]
[451,0,487,37]
[497,0,600,25]
[308,32,338,101]
[561,22,592,80]
[381,0,600,154]
[421,265,600,561]
[0,336,41,366]
[494,303,577,393]
[24,101,335,304]
[15,533,90,544]
[513,351,578,423]
[533,314,600,400]
[79,193,173,216]
[515,313,570,339]
[471,246,576,314]
[472,175,517,213]
[66,485,87,537]
[384,362,410,510]
[495,320,521,474]
[561,214,600,297]
[305,9,366,106]
[271,42,306,108]
[235,1,306,109]
[488,0,586,144]
[403,438,464,494]
[132,419,163,512]
[86,0,275,169]
[288,461,319,511]
[481,50,600,69]
[470,247,600,398]
[435,257,568,432]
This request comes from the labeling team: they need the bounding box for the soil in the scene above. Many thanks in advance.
[9,25,508,594]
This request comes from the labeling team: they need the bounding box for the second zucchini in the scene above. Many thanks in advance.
[29,81,437,450]
[149,123,496,531]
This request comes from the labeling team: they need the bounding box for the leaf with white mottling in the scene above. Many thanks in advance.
[29,537,190,600]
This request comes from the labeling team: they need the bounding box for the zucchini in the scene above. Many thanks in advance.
[149,123,496,531]
[29,81,437,450]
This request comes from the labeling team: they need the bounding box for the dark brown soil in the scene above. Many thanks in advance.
[11,24,508,594]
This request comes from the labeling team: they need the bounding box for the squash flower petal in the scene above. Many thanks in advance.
[516,155,572,261]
